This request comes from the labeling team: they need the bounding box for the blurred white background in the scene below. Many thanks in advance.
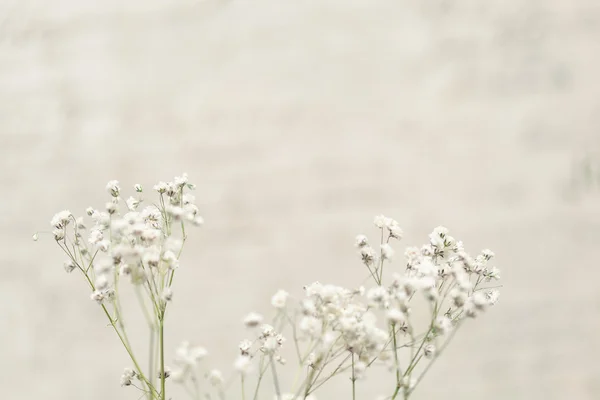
[1,0,600,399]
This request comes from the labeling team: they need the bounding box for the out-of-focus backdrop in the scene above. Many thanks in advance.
[2,0,600,399]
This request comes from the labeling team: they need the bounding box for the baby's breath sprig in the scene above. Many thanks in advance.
[43,182,501,400]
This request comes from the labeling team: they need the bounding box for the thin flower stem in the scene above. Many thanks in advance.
[351,353,356,400]
[159,318,166,400]
[270,356,282,400]
[409,322,463,396]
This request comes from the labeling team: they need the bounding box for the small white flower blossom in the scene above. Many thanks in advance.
[207,369,224,386]
[126,196,140,211]
[271,289,289,309]
[120,368,136,386]
[106,180,120,197]
[381,243,394,260]
[243,312,263,328]
[234,355,253,375]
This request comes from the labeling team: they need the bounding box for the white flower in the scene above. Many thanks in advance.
[95,275,109,291]
[120,368,136,386]
[86,207,95,216]
[435,316,453,335]
[174,173,189,188]
[105,202,117,215]
[174,341,207,367]
[386,308,405,324]
[299,316,323,338]
[486,289,500,306]
[153,181,168,193]
[106,180,120,197]
[243,312,263,328]
[239,339,253,355]
[381,243,394,260]
[373,215,389,228]
[388,223,403,239]
[271,290,289,309]
[207,369,224,386]
[234,355,253,375]
[90,290,105,303]
[88,229,103,245]
[32,232,39,241]
[355,234,369,247]
[52,228,65,241]
[424,344,436,359]
[134,184,143,193]
[126,196,140,211]
[51,210,72,229]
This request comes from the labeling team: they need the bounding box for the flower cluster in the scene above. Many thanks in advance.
[45,177,502,400]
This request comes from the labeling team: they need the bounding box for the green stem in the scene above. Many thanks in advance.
[159,318,166,400]
[351,353,356,400]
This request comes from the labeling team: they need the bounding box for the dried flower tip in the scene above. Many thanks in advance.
[162,287,173,302]
[243,312,263,328]
[207,369,224,386]
[64,260,76,273]
[106,180,120,197]
[271,289,289,309]
[157,366,171,379]
[239,339,252,355]
[275,355,286,365]
[52,228,65,241]
[424,344,436,359]
[134,184,143,192]
[355,235,369,247]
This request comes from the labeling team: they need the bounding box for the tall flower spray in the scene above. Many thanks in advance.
[40,174,501,400]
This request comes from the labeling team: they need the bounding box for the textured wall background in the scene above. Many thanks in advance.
[2,0,600,399]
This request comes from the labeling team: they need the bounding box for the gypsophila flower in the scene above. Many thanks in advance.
[120,368,136,386]
[51,210,72,229]
[386,308,405,324]
[486,289,500,305]
[234,355,253,375]
[32,232,39,241]
[424,344,436,359]
[52,228,64,241]
[88,229,104,244]
[239,339,253,355]
[63,260,76,273]
[355,234,369,247]
[175,341,207,367]
[271,289,289,309]
[360,246,377,265]
[106,180,120,197]
[161,287,173,302]
[126,196,140,211]
[243,312,263,328]
[207,369,224,386]
[134,184,143,192]
[381,243,394,260]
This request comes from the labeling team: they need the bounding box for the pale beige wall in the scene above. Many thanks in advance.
[1,0,600,399]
